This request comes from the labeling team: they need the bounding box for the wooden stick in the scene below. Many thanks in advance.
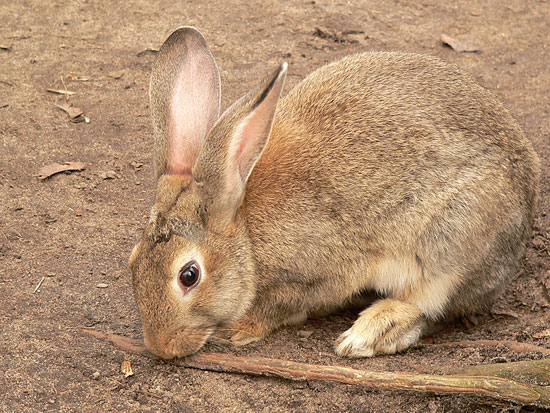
[82,328,550,408]
[83,328,147,354]
[454,359,550,384]
[182,353,550,407]
[429,339,550,356]
[33,276,45,293]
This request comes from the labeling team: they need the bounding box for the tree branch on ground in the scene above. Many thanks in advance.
[82,328,550,409]
[429,339,550,356]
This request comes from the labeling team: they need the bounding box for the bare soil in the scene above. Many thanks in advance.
[1,0,549,411]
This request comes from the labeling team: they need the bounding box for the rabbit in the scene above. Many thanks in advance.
[128,26,540,359]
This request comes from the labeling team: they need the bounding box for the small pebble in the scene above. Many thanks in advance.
[297,330,313,339]
[92,371,100,379]
[101,170,117,180]
[96,283,108,288]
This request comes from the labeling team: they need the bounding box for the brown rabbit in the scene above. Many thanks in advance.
[129,26,540,359]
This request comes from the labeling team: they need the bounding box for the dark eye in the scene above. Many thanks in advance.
[179,262,200,288]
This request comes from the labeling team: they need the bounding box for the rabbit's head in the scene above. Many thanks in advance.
[129,27,286,358]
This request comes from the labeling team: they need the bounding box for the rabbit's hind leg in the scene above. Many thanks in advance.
[334,298,425,358]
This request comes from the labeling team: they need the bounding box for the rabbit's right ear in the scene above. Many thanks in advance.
[150,27,221,179]
[192,63,287,226]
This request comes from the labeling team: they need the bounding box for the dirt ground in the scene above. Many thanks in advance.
[1,0,549,411]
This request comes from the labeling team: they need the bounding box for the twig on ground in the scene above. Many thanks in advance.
[83,328,146,354]
[454,359,550,385]
[429,339,550,356]
[33,276,45,293]
[82,328,550,408]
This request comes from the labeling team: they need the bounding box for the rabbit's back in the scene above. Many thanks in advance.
[269,52,537,194]
[245,52,539,317]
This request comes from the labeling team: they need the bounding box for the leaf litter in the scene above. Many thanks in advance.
[441,34,482,53]
[37,161,86,180]
[108,70,124,79]
[121,360,134,378]
[47,88,76,95]
[55,102,87,123]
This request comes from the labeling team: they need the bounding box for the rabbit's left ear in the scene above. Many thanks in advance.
[193,63,287,221]
[150,26,221,179]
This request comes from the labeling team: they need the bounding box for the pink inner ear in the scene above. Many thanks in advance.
[167,73,201,176]
[234,114,266,178]
[166,51,220,176]
[231,84,282,181]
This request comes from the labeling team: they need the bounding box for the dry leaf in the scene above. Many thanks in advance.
[55,102,85,122]
[70,75,91,81]
[541,270,550,290]
[441,34,481,53]
[101,170,118,180]
[533,329,550,339]
[130,160,143,170]
[121,360,134,377]
[137,48,158,57]
[47,88,76,95]
[37,161,86,180]
[297,330,313,339]
[108,70,124,79]
[491,308,519,319]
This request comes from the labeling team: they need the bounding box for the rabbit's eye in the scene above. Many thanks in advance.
[179,262,200,288]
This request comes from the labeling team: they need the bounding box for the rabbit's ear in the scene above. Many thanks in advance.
[194,63,287,222]
[150,26,221,178]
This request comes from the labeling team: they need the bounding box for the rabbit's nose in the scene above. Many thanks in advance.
[143,331,176,359]
[144,327,211,359]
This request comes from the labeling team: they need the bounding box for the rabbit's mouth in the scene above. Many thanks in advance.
[145,325,215,359]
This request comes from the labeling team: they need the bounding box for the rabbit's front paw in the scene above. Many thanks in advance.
[212,323,262,346]
[335,299,425,358]
[230,327,263,346]
[218,316,270,347]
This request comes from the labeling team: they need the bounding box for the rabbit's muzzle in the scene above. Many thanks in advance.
[144,325,213,359]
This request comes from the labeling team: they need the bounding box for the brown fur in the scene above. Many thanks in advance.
[129,27,540,359]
